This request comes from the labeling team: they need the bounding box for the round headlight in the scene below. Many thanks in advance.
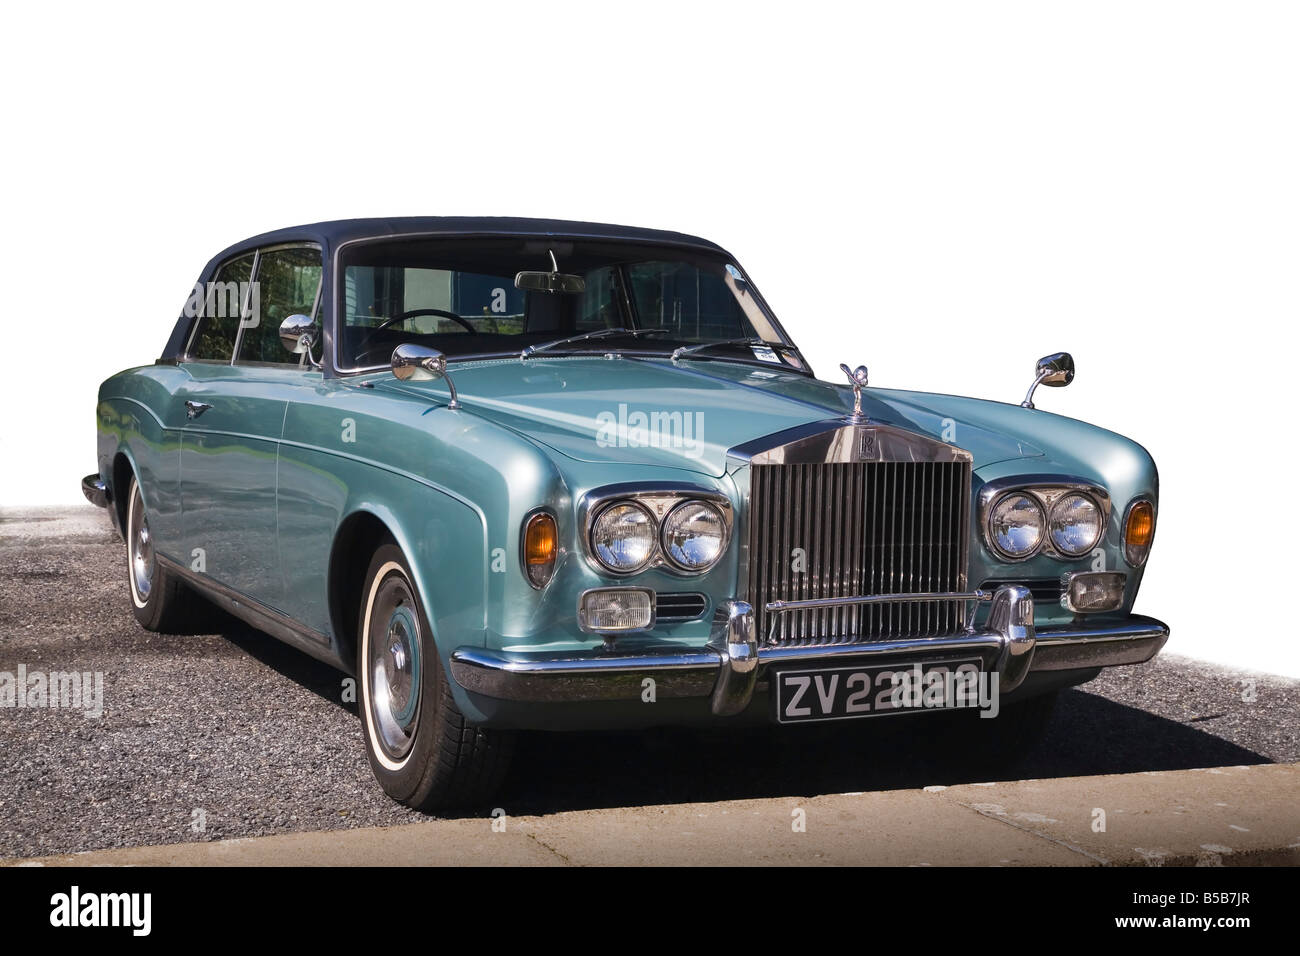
[591,503,655,572]
[661,501,726,571]
[1049,493,1104,556]
[989,493,1045,559]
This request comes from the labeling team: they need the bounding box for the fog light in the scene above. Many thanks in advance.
[578,587,655,633]
[1060,571,1126,613]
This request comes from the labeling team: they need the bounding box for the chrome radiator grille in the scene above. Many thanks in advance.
[747,460,972,646]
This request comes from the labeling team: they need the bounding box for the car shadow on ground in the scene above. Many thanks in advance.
[216,617,361,714]
[496,692,1271,816]
[213,619,1272,817]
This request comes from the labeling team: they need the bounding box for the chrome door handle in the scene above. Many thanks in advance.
[185,400,213,420]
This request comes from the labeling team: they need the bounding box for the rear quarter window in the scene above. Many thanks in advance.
[187,254,255,361]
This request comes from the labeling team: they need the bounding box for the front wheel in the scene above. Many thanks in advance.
[357,543,513,811]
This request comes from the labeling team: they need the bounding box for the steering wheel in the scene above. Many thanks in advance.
[361,306,478,340]
[353,309,480,367]
[355,307,478,350]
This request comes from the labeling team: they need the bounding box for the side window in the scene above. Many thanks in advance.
[188,254,254,361]
[237,246,323,364]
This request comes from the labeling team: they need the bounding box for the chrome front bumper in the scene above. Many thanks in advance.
[450,586,1170,717]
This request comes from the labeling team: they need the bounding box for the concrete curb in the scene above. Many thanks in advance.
[7,763,1298,867]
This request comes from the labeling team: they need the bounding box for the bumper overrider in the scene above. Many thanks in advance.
[449,585,1169,716]
[81,474,110,509]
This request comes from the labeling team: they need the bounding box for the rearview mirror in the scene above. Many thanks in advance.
[514,271,586,294]
[1021,352,1075,408]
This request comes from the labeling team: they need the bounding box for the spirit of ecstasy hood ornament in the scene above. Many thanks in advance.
[839,363,870,422]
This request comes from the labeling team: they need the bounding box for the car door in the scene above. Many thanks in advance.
[176,243,323,612]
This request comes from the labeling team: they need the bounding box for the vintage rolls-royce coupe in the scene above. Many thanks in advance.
[83,217,1166,810]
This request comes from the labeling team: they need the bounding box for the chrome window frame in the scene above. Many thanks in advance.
[181,249,259,364]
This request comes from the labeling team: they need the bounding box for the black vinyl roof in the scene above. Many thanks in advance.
[164,217,742,364]
[208,216,729,265]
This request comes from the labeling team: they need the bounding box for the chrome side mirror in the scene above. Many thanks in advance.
[391,344,461,409]
[279,314,315,354]
[1021,352,1075,409]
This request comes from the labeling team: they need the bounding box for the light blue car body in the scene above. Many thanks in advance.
[88,218,1163,731]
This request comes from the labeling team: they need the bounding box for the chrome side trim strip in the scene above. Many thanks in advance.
[156,554,341,667]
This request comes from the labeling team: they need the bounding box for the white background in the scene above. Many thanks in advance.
[2,2,1295,675]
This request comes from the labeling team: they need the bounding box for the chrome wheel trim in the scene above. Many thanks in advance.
[127,482,155,608]
[361,562,423,768]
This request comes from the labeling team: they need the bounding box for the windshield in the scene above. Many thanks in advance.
[335,237,801,371]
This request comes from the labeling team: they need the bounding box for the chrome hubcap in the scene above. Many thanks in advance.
[129,485,154,602]
[368,576,422,760]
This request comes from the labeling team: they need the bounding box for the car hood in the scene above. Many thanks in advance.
[379,356,1043,477]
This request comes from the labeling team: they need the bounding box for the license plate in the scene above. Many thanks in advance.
[773,659,984,724]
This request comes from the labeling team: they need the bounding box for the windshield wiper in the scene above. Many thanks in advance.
[520,327,671,360]
[670,338,800,362]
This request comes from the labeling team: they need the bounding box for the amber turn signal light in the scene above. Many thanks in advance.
[523,513,558,588]
[1123,500,1156,567]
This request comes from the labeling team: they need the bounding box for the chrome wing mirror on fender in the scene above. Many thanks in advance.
[278,314,321,369]
[1021,352,1075,409]
[391,344,461,409]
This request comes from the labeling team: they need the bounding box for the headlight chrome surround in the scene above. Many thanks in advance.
[979,476,1112,562]
[580,483,733,576]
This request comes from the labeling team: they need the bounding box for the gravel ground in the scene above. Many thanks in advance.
[2,506,1296,860]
